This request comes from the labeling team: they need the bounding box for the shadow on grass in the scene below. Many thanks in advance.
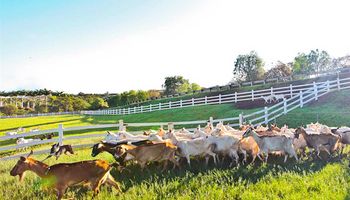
[112,154,344,192]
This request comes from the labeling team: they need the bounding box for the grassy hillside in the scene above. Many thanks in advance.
[116,72,347,108]
[0,148,349,200]
[276,90,350,127]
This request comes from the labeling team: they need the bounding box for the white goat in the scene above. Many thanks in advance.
[204,135,240,167]
[16,137,41,151]
[192,128,208,139]
[272,94,285,102]
[260,95,274,104]
[104,131,148,143]
[243,127,298,163]
[6,131,18,136]
[164,130,217,166]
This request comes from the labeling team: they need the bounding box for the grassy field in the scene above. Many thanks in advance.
[0,148,349,200]
[0,104,258,136]
[0,104,256,156]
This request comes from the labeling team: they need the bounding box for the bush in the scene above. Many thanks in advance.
[1,104,18,115]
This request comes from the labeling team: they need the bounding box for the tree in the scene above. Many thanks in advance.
[136,90,149,102]
[190,83,202,91]
[233,51,265,82]
[292,49,331,75]
[90,97,109,110]
[177,80,191,93]
[265,61,292,80]
[107,94,121,107]
[330,55,350,69]
[147,90,161,99]
[162,76,188,95]
[72,97,90,110]
[307,49,330,74]
[292,53,309,75]
[1,104,18,115]
[35,104,48,113]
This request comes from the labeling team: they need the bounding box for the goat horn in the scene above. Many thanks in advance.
[27,150,33,158]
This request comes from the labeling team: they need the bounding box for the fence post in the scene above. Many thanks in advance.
[128,107,130,114]
[119,120,124,131]
[134,107,136,113]
[326,80,330,92]
[313,82,318,100]
[209,117,213,125]
[219,94,222,104]
[252,90,254,101]
[264,107,268,124]
[299,91,303,108]
[205,96,208,104]
[58,124,63,146]
[149,104,152,112]
[140,106,143,113]
[159,102,161,110]
[123,108,125,115]
[192,98,194,106]
[239,114,243,126]
[180,99,183,107]
[235,92,237,103]
[337,77,340,90]
[283,99,287,114]
[169,101,172,108]
[270,87,273,95]
[167,122,174,131]
[290,84,293,97]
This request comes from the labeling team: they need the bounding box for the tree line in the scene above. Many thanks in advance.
[233,49,350,83]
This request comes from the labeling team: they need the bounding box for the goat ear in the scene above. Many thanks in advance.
[27,150,33,158]
[20,156,26,161]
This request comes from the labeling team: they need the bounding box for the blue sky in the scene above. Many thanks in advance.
[1,0,350,93]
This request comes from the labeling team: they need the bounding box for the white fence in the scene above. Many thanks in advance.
[124,67,350,106]
[1,76,350,160]
[243,77,350,125]
[83,76,350,116]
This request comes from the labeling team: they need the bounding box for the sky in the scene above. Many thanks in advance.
[1,0,350,94]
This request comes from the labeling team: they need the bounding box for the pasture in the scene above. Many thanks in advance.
[1,90,350,199]
[1,148,350,200]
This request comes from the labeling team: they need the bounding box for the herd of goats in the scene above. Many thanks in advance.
[9,122,350,199]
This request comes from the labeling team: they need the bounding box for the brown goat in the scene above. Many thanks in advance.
[10,151,121,200]
[239,136,263,164]
[295,127,340,159]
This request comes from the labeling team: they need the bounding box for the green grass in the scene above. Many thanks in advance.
[275,90,350,127]
[0,104,257,156]
[0,148,349,199]
[0,104,257,136]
